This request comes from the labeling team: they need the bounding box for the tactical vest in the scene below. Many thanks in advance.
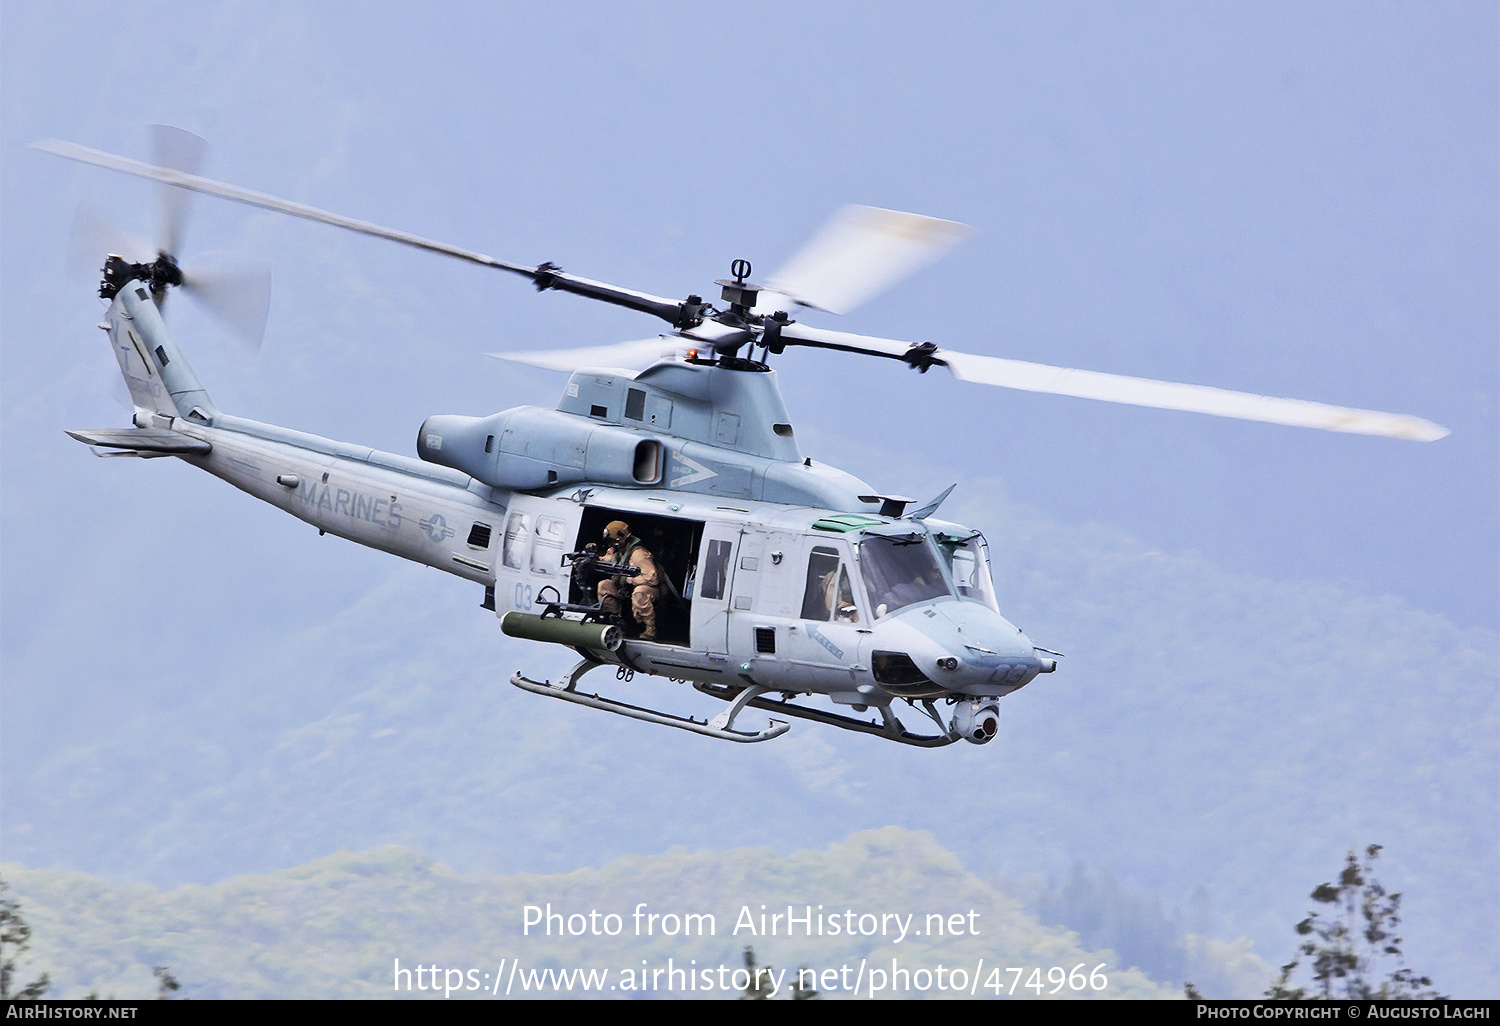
[612,538,644,588]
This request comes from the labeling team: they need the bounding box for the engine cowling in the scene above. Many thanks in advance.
[418,408,662,491]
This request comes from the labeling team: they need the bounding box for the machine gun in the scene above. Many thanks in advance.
[564,542,641,590]
[520,543,643,623]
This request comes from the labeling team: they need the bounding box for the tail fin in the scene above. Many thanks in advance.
[100,270,218,424]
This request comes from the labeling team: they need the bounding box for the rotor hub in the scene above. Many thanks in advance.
[714,259,762,315]
[99,251,181,300]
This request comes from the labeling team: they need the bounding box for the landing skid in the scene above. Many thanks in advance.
[693,683,961,748]
[510,660,790,743]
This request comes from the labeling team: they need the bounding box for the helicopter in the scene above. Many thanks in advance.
[34,130,1449,749]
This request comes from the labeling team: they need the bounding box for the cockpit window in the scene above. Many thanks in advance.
[802,545,861,623]
[858,534,951,618]
[831,567,859,623]
[936,531,1001,612]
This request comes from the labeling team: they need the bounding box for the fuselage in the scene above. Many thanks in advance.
[89,276,1051,725]
[169,418,1048,703]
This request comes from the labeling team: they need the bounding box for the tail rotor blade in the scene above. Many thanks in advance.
[68,204,152,279]
[182,265,272,351]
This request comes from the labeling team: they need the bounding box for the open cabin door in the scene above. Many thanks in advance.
[569,505,703,647]
[495,498,580,615]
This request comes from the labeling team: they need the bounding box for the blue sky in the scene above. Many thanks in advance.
[5,2,1492,628]
[3,0,1496,997]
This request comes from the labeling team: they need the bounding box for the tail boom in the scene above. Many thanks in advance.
[76,277,509,586]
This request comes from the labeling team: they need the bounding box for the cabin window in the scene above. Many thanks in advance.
[701,539,732,600]
[590,405,608,419]
[530,516,567,575]
[625,388,646,421]
[467,522,492,549]
[502,512,531,569]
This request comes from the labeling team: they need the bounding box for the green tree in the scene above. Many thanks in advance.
[1265,845,1443,1000]
[153,965,181,999]
[739,946,819,1000]
[0,876,51,1000]
[739,945,774,1000]
[789,964,820,1000]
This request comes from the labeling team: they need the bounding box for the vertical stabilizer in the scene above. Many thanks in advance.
[102,277,217,424]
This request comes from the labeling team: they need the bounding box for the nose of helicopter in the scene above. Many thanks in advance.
[873,601,1053,694]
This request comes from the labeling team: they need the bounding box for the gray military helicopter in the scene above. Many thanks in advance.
[36,131,1449,749]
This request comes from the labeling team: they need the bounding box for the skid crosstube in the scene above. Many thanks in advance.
[511,661,789,743]
[692,682,960,748]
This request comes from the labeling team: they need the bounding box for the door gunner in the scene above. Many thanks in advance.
[597,520,661,641]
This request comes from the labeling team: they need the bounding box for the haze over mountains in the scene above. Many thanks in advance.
[3,1,1494,1002]
[5,829,1216,1000]
[4,482,1494,996]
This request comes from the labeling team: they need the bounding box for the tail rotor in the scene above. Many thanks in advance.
[64,127,272,350]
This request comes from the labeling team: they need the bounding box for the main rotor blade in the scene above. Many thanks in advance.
[35,138,533,272]
[778,324,1448,441]
[149,125,207,256]
[764,205,969,315]
[33,138,690,325]
[489,320,753,373]
[488,337,691,373]
[774,324,917,360]
[941,351,1450,441]
[489,319,767,372]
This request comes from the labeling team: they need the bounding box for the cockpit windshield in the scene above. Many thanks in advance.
[858,533,952,618]
[935,530,1001,612]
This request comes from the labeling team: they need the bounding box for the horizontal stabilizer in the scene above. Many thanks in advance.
[65,428,212,455]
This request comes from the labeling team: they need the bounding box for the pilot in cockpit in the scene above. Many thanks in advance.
[821,565,860,624]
